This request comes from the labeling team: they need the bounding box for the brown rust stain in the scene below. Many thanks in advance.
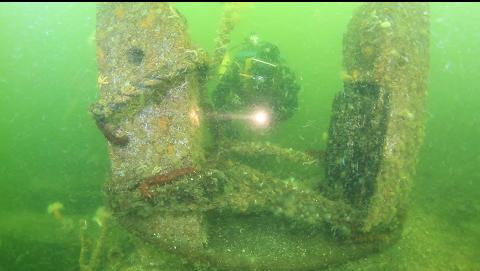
[166,144,175,156]
[138,166,197,199]
[157,116,170,134]
[96,48,105,68]
[138,10,157,29]
[114,7,126,20]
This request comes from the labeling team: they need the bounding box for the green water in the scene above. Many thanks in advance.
[0,3,479,271]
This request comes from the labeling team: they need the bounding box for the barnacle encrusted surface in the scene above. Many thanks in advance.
[326,2,430,232]
[94,3,205,192]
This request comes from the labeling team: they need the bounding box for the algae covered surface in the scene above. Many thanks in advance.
[0,2,479,271]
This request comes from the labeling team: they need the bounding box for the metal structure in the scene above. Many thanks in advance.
[91,3,430,270]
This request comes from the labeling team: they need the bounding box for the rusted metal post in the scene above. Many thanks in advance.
[326,2,430,232]
[92,2,210,252]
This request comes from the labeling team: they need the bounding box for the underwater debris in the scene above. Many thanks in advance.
[79,214,111,271]
[92,2,430,270]
[77,208,113,271]
[213,3,248,68]
[223,141,320,167]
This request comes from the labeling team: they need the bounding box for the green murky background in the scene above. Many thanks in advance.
[0,3,479,270]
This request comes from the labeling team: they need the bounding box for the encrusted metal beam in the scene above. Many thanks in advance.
[326,2,430,232]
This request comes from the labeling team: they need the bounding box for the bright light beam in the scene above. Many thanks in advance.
[206,108,271,129]
[250,109,270,127]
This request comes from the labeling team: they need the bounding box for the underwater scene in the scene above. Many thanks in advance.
[0,2,479,271]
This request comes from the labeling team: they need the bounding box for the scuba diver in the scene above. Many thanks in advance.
[211,33,301,139]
